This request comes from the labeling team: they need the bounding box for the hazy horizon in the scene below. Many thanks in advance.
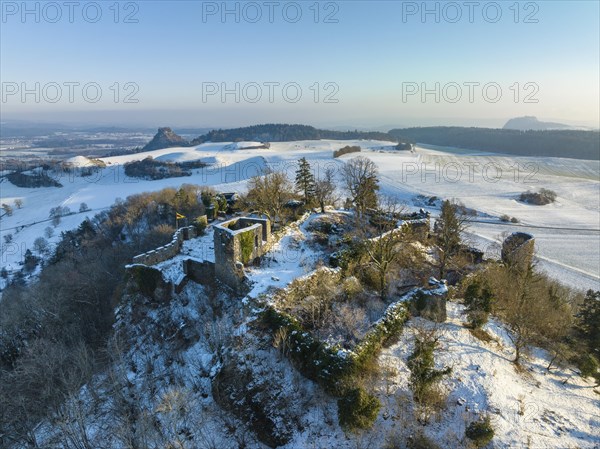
[2,110,599,132]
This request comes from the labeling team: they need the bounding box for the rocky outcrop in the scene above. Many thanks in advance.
[503,116,572,131]
[212,359,294,448]
[142,127,189,151]
[126,264,172,304]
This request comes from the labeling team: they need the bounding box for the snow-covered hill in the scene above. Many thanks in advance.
[1,140,598,291]
[26,212,600,449]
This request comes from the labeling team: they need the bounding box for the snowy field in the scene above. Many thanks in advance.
[1,140,598,291]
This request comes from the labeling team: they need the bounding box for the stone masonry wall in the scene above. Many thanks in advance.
[184,259,216,286]
[132,225,198,266]
[213,217,272,292]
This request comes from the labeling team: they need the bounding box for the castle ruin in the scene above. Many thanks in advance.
[213,216,271,291]
[128,214,273,297]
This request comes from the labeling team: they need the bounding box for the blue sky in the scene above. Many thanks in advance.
[1,1,598,128]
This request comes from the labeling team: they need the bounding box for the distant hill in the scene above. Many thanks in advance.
[388,127,600,160]
[189,124,396,145]
[503,116,573,131]
[142,127,189,151]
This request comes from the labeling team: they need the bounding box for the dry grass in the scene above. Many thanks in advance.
[468,327,495,343]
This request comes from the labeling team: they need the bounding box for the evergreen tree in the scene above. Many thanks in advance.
[407,330,451,403]
[295,158,316,205]
[23,249,38,272]
[578,290,600,356]
[464,279,494,329]
[435,200,470,278]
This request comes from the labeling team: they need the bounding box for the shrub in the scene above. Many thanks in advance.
[341,276,363,299]
[239,231,255,264]
[467,310,489,329]
[337,387,380,431]
[577,290,600,356]
[129,264,163,297]
[124,157,201,180]
[333,145,361,158]
[500,214,510,222]
[407,432,442,449]
[510,217,519,223]
[395,142,414,151]
[2,204,13,216]
[193,215,208,235]
[33,237,49,254]
[463,279,494,329]
[577,353,599,380]
[519,188,557,205]
[465,417,494,448]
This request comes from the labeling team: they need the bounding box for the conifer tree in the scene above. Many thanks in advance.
[578,290,600,356]
[435,200,470,278]
[295,158,316,205]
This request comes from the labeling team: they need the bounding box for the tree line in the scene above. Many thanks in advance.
[389,127,600,160]
[190,124,396,145]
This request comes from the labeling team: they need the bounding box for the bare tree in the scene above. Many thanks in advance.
[485,252,573,365]
[2,203,13,216]
[154,388,197,449]
[341,156,379,219]
[502,268,539,364]
[33,237,49,255]
[314,167,337,213]
[14,199,23,209]
[45,226,54,238]
[246,170,294,226]
[363,197,407,299]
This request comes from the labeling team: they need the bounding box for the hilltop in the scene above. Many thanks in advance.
[503,116,574,131]
[142,127,189,151]
[190,123,396,144]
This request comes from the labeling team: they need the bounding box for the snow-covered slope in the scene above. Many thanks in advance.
[1,140,598,291]
[28,217,599,448]
[378,303,600,448]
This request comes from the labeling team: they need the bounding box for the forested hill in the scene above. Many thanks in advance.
[190,124,396,144]
[388,127,600,160]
